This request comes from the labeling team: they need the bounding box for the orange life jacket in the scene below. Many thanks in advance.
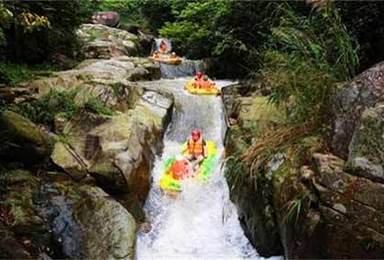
[194,78,213,89]
[187,137,205,157]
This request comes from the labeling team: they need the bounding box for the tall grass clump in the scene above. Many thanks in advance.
[241,2,358,175]
[260,2,358,125]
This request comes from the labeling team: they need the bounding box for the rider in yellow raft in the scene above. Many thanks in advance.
[150,39,181,65]
[185,71,219,95]
[182,129,208,174]
[159,40,169,54]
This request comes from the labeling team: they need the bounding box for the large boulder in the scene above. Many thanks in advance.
[312,153,384,258]
[0,169,137,259]
[91,11,120,27]
[332,61,384,158]
[223,85,286,256]
[25,57,160,111]
[77,24,139,59]
[348,103,384,183]
[51,89,173,199]
[0,110,51,164]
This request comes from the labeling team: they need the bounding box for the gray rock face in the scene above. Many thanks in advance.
[224,76,384,258]
[348,103,384,183]
[91,11,120,27]
[332,61,384,158]
[51,89,173,197]
[77,24,139,59]
[223,86,285,256]
[27,57,160,108]
[312,153,384,258]
[0,110,52,164]
[73,185,137,260]
[0,169,137,259]
[0,22,168,259]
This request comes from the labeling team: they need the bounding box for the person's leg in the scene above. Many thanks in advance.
[184,153,193,161]
[191,155,204,175]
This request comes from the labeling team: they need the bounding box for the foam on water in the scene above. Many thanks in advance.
[136,79,281,260]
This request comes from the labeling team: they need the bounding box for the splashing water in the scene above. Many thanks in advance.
[136,78,281,260]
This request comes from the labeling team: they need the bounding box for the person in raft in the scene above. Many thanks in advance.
[183,129,208,174]
[193,71,215,89]
[170,52,177,59]
[152,50,160,58]
[159,40,169,53]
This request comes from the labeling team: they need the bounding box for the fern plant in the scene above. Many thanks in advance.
[260,2,358,125]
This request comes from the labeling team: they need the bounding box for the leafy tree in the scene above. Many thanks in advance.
[0,0,93,63]
[159,0,279,77]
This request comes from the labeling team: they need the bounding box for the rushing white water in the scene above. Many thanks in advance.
[136,78,280,260]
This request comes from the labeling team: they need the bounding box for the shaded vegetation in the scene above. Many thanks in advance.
[9,88,114,128]
[0,61,56,86]
[0,0,93,63]
[261,3,358,124]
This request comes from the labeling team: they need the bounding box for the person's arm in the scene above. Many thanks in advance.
[182,141,189,154]
[203,140,208,157]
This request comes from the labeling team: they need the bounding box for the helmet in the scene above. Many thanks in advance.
[191,129,201,140]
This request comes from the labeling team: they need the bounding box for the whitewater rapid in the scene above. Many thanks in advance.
[135,78,280,260]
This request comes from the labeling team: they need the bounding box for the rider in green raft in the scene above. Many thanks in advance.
[182,129,208,175]
[159,129,217,193]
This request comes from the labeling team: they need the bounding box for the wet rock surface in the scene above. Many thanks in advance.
[51,89,173,196]
[0,23,172,258]
[0,110,52,165]
[332,61,384,158]
[0,170,137,259]
[223,83,285,256]
[348,103,384,183]
[77,24,139,59]
[91,11,120,27]
[313,153,384,258]
[223,71,384,258]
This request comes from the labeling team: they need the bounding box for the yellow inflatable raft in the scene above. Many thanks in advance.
[159,140,218,193]
[185,80,220,95]
[149,55,182,65]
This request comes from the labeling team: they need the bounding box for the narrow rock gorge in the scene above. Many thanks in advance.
[0,23,173,259]
[224,63,384,258]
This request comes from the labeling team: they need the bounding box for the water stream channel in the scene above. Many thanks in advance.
[136,78,281,259]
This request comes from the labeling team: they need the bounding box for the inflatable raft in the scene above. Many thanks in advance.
[185,80,220,95]
[149,55,182,65]
[159,140,218,192]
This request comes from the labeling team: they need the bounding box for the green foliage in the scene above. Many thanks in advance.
[9,87,115,128]
[224,155,247,194]
[160,0,233,58]
[0,0,93,63]
[97,0,132,12]
[260,3,358,124]
[282,188,316,226]
[84,97,114,116]
[159,1,280,77]
[11,88,80,127]
[282,197,303,224]
[0,60,56,85]
[0,169,34,187]
[337,2,384,72]
[136,0,175,31]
